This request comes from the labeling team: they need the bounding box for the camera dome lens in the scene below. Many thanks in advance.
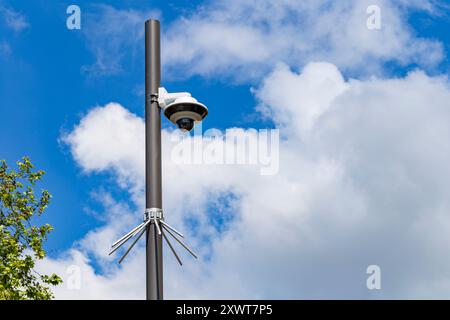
[176,118,195,132]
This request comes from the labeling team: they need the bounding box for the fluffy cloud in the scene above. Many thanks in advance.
[41,61,450,299]
[62,103,145,198]
[254,62,349,135]
[80,0,444,80]
[164,0,446,80]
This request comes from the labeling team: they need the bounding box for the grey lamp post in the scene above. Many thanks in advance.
[145,19,163,301]
[109,19,208,300]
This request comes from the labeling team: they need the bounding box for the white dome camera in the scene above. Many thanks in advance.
[158,87,208,132]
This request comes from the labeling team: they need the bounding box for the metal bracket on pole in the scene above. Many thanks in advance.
[145,207,163,220]
[149,93,159,104]
[110,209,198,266]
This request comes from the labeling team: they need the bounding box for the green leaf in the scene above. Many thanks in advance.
[0,157,61,300]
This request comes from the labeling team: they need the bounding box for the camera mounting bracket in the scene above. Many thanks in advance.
[158,87,192,109]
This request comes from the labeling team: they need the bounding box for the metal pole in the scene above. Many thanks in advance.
[145,19,163,300]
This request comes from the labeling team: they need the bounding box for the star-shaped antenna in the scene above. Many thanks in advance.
[109,208,197,265]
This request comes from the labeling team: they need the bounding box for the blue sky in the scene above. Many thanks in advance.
[0,0,260,255]
[2,0,450,299]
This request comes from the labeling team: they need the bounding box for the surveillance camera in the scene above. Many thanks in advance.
[158,88,208,132]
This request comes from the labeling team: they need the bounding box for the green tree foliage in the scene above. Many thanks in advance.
[0,157,62,300]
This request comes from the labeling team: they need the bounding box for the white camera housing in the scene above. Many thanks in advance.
[158,87,208,132]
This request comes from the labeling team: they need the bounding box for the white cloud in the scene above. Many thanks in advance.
[80,0,444,80]
[162,0,444,80]
[42,61,450,299]
[254,62,349,135]
[62,103,145,198]
[37,194,146,299]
